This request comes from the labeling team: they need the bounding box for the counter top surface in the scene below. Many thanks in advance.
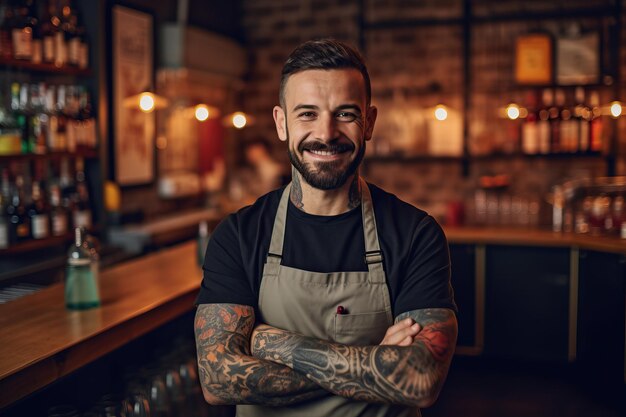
[444,226,626,254]
[0,241,202,409]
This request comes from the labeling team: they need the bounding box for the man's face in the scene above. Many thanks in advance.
[273,69,377,190]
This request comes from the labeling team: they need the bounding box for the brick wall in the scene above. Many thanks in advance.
[239,0,623,224]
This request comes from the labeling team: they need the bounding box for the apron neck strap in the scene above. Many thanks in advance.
[266,179,385,275]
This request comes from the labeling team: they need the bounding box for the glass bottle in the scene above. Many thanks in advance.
[197,220,210,266]
[28,179,49,239]
[49,182,68,236]
[0,192,9,249]
[11,0,33,61]
[65,226,100,310]
[0,0,15,59]
[7,174,30,241]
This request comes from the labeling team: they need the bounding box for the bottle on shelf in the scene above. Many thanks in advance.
[574,87,590,153]
[71,156,90,229]
[48,181,67,236]
[549,88,565,153]
[28,0,41,63]
[589,90,603,153]
[0,84,22,155]
[65,226,100,310]
[28,178,49,239]
[559,89,578,153]
[11,0,35,61]
[197,220,210,266]
[0,191,8,248]
[538,88,552,154]
[0,0,15,60]
[7,174,30,242]
[521,90,539,155]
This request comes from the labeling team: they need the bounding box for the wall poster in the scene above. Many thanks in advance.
[113,6,155,186]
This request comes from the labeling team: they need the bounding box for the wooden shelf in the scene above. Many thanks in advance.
[365,155,464,163]
[364,152,604,164]
[0,149,98,162]
[0,58,91,76]
[469,151,605,161]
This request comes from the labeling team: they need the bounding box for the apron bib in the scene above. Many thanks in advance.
[238,179,419,417]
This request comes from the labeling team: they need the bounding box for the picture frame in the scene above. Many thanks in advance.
[112,5,155,186]
[515,34,553,85]
[556,31,600,85]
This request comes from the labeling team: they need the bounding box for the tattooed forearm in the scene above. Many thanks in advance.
[348,176,361,210]
[290,168,304,210]
[194,304,327,406]
[252,308,457,407]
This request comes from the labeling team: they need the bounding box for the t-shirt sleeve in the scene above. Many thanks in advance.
[394,215,457,316]
[195,215,257,308]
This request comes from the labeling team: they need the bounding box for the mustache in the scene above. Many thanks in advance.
[298,140,355,154]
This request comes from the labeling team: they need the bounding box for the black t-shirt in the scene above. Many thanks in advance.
[196,182,457,317]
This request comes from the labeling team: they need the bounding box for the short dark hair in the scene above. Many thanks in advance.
[279,39,371,108]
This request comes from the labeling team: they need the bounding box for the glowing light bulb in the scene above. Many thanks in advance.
[232,112,247,129]
[506,103,520,120]
[434,105,447,121]
[610,101,622,118]
[139,93,155,113]
[195,105,210,121]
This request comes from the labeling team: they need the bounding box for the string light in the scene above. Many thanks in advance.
[195,104,210,121]
[232,112,247,129]
[506,103,520,120]
[434,105,448,121]
[139,93,155,113]
[610,101,623,118]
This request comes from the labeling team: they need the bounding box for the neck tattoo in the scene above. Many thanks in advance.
[290,168,304,210]
[348,176,361,210]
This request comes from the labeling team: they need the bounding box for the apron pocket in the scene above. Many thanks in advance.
[334,310,391,346]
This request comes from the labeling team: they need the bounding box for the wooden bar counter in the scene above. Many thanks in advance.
[445,226,626,254]
[0,241,202,410]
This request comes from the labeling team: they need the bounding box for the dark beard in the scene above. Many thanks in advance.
[287,136,365,190]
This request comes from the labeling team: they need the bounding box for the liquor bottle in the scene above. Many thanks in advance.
[0,0,15,59]
[72,157,90,229]
[538,89,552,154]
[66,13,79,67]
[42,0,62,65]
[197,220,210,266]
[7,174,30,241]
[28,179,49,239]
[559,89,578,153]
[60,0,74,65]
[54,84,67,151]
[589,91,603,153]
[75,16,87,69]
[65,226,100,310]
[521,90,539,155]
[52,0,65,67]
[49,182,68,236]
[11,0,34,61]
[0,192,8,248]
[575,87,590,153]
[27,0,40,63]
[550,89,565,153]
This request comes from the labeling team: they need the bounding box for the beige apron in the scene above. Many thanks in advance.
[238,179,420,417]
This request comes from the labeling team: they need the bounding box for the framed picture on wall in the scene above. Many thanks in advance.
[515,34,553,85]
[556,31,600,85]
[112,5,155,186]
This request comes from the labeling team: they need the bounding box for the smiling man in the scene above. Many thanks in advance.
[194,39,458,417]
